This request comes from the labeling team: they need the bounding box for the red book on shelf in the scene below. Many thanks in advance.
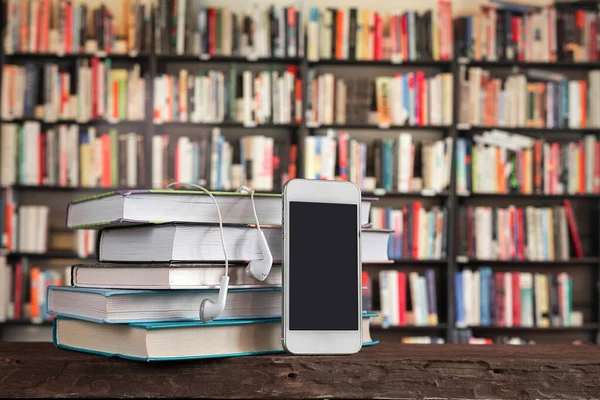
[401,14,408,61]
[563,199,584,258]
[20,1,28,52]
[40,0,50,52]
[496,272,504,326]
[580,81,588,128]
[415,72,425,126]
[5,200,13,252]
[412,202,421,258]
[336,10,344,59]
[101,134,112,187]
[338,132,349,181]
[517,208,525,260]
[512,272,520,327]
[209,7,216,56]
[14,262,22,320]
[112,79,119,121]
[398,272,406,325]
[65,2,72,53]
[288,145,297,180]
[295,79,302,124]
[374,12,382,60]
[30,267,40,322]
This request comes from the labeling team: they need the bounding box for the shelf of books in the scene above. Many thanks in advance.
[2,0,600,346]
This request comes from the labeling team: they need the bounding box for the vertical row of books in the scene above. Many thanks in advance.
[455,268,582,328]
[377,270,439,327]
[306,2,453,62]
[4,0,152,55]
[1,188,49,254]
[153,66,302,126]
[1,60,146,122]
[454,2,600,63]
[456,131,600,195]
[306,71,453,127]
[152,129,297,192]
[371,204,448,261]
[0,256,71,323]
[49,191,385,360]
[0,123,145,188]
[154,1,304,58]
[304,132,452,194]
[457,201,584,262]
[458,67,600,129]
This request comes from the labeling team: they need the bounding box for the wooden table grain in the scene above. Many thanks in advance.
[1,342,600,398]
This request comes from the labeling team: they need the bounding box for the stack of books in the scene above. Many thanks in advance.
[47,190,386,360]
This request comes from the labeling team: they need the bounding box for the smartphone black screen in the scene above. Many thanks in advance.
[289,201,359,330]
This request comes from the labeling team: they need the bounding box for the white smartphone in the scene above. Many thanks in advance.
[282,179,362,355]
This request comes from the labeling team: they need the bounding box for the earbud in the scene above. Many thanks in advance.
[246,229,273,281]
[200,275,229,322]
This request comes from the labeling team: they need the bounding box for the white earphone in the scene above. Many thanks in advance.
[166,182,273,322]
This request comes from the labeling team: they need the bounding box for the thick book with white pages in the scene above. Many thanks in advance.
[47,286,281,323]
[72,264,282,289]
[53,314,378,361]
[97,224,392,263]
[66,190,375,228]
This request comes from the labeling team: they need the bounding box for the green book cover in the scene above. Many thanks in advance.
[110,129,118,186]
[521,282,533,327]
[119,71,127,120]
[215,8,222,55]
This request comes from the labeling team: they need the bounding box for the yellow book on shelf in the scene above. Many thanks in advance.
[361,9,370,60]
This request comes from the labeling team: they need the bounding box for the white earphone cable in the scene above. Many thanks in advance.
[166,182,229,277]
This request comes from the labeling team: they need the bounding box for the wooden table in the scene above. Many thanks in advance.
[2,342,600,398]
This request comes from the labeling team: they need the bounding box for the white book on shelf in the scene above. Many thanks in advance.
[472,270,480,326]
[243,71,253,125]
[126,133,137,188]
[379,271,392,327]
[152,136,164,189]
[0,257,8,322]
[390,271,399,326]
[568,81,581,129]
[505,272,513,327]
[462,269,472,327]
[409,272,421,325]
[520,273,534,327]
[397,133,412,192]
[209,128,220,189]
[304,136,316,179]
[0,124,17,186]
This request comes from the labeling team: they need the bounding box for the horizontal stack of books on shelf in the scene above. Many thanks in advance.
[454,1,599,63]
[154,1,304,58]
[458,67,600,128]
[372,204,448,261]
[1,61,146,123]
[306,71,453,127]
[457,201,584,261]
[0,123,145,188]
[152,129,297,192]
[304,132,452,194]
[152,66,302,126]
[455,269,582,328]
[377,270,439,327]
[0,256,71,323]
[456,131,600,195]
[41,189,386,360]
[4,0,151,56]
[306,1,453,61]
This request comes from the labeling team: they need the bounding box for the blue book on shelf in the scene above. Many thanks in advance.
[383,140,393,190]
[315,137,321,180]
[402,75,409,121]
[479,267,491,326]
[541,211,549,260]
[456,138,466,192]
[455,272,464,326]
[561,79,568,128]
[173,76,179,121]
[427,211,435,259]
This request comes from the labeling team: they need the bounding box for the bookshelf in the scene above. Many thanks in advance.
[1,0,600,346]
